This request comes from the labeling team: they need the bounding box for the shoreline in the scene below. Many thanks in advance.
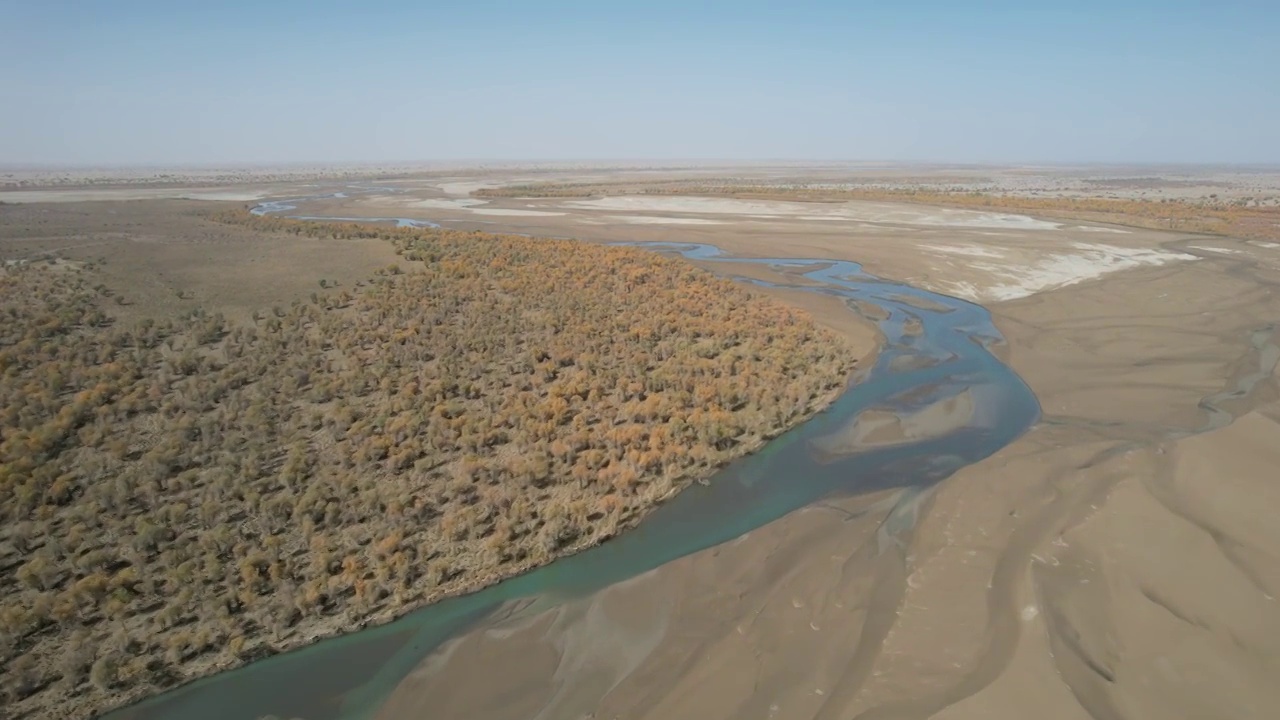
[326,225,1039,720]
[87,197,1042,720]
[363,227,1280,720]
[86,242,882,720]
[14,166,1278,720]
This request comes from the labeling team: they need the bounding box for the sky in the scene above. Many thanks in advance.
[2,0,1278,166]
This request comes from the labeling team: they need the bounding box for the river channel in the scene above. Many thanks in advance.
[104,192,1039,720]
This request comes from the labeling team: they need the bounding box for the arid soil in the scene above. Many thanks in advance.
[298,168,1280,720]
[6,164,1280,720]
[0,200,403,324]
[277,171,1228,306]
[474,175,1280,243]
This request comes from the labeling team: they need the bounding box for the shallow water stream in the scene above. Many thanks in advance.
[105,194,1039,720]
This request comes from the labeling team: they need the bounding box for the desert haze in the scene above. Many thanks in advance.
[7,0,1280,717]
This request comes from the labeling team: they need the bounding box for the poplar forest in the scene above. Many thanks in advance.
[0,212,855,719]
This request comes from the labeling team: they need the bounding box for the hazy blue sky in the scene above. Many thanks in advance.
[2,0,1277,165]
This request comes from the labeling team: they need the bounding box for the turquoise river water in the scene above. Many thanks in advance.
[103,192,1039,720]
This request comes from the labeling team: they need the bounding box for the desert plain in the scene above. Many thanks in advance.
[4,162,1280,720]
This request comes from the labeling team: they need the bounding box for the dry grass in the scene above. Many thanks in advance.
[0,200,403,325]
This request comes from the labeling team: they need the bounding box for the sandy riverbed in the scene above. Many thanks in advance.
[323,178,1280,720]
[288,182,1207,305]
[13,167,1280,720]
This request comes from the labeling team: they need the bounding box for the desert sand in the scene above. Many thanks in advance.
[279,169,1279,720]
[281,180,1209,306]
[7,165,1280,720]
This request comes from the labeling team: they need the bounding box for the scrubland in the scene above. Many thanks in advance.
[0,211,853,719]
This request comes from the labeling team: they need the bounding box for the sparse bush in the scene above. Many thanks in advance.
[89,654,118,690]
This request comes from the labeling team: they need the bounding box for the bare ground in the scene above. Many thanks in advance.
[329,170,1280,720]
[0,200,402,324]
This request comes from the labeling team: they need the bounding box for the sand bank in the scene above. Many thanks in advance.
[563,195,1066,230]
[369,208,1280,720]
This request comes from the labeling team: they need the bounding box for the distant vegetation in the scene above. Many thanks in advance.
[0,213,853,719]
[478,180,660,197]
[477,181,1280,242]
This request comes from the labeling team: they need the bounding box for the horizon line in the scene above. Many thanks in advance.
[5,159,1280,172]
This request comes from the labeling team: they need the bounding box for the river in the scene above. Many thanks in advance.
[104,191,1039,720]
